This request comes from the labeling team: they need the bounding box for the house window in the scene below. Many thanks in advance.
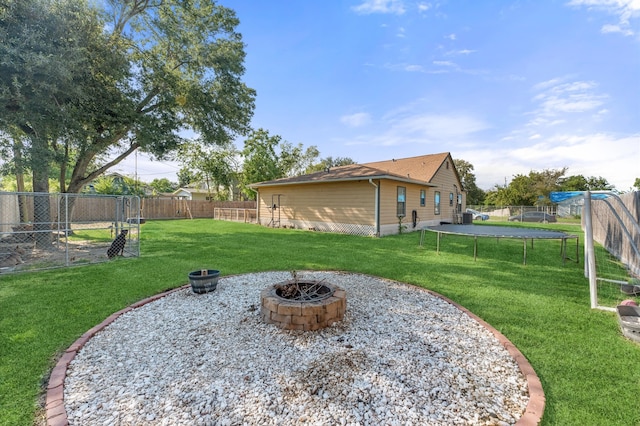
[397,186,406,217]
[434,191,440,215]
[449,192,454,206]
[420,190,426,207]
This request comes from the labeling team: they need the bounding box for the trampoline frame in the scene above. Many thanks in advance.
[419,224,579,265]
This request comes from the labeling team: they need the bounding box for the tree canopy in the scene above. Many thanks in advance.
[484,168,616,206]
[305,156,356,174]
[453,159,485,205]
[1,0,255,196]
[240,128,320,199]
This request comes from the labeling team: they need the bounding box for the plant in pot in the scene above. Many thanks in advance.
[188,269,220,294]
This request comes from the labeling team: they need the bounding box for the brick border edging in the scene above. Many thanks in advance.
[413,286,545,425]
[45,272,544,426]
[44,284,190,426]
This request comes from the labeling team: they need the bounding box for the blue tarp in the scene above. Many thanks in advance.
[550,191,611,203]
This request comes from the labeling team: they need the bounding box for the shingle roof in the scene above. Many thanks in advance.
[362,152,450,183]
[248,152,452,188]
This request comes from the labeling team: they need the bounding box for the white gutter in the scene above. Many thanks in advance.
[369,179,379,237]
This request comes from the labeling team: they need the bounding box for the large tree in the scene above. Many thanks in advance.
[453,159,485,205]
[560,175,615,191]
[179,143,240,200]
[1,0,255,194]
[1,0,254,244]
[1,0,114,244]
[305,156,356,174]
[483,167,614,207]
[240,128,319,199]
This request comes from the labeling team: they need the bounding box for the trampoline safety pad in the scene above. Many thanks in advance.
[419,224,579,265]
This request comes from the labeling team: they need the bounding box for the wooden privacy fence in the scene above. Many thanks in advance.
[141,199,257,221]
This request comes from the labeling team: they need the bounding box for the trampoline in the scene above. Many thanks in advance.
[420,224,579,265]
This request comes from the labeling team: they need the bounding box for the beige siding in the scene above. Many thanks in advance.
[378,180,435,235]
[428,158,466,223]
[257,181,375,230]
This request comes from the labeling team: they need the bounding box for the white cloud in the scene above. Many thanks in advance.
[445,49,477,56]
[528,78,608,126]
[601,23,635,34]
[404,64,425,72]
[352,0,406,15]
[417,2,432,13]
[445,33,457,40]
[343,109,490,149]
[458,132,640,190]
[567,0,640,37]
[340,112,372,127]
[433,60,456,67]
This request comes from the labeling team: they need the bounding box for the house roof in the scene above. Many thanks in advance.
[172,187,210,195]
[362,152,451,183]
[249,152,454,188]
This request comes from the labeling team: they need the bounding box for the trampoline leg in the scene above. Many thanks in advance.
[437,232,441,254]
[474,236,477,261]
[523,239,527,265]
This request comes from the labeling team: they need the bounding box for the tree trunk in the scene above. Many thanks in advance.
[31,139,52,248]
[12,139,29,222]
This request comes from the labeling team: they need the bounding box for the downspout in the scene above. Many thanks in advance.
[369,179,380,237]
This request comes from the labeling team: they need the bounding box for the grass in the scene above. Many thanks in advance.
[1,219,639,426]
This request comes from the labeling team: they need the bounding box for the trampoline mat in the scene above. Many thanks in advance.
[425,224,572,239]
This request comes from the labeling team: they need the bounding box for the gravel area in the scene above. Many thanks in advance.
[64,271,529,425]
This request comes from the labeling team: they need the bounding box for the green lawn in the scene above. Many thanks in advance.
[1,219,639,425]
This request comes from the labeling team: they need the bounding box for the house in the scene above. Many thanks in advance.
[249,152,465,236]
[172,187,211,201]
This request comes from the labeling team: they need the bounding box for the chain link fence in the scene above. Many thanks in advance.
[465,205,559,222]
[0,192,140,273]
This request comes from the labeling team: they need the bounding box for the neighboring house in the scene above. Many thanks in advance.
[172,182,224,201]
[249,152,465,237]
[172,187,211,201]
[171,182,231,201]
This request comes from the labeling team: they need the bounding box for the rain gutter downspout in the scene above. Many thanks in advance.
[369,179,380,237]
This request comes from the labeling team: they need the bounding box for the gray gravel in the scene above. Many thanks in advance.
[64,271,529,425]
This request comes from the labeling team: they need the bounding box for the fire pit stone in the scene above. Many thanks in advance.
[260,279,346,331]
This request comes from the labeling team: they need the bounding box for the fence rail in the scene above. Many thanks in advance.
[141,198,256,220]
[213,208,257,223]
[465,205,559,221]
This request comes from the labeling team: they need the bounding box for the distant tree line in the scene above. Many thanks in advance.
[455,161,622,207]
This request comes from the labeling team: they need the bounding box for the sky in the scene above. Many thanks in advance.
[113,0,640,191]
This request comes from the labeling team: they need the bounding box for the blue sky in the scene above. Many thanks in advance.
[117,0,640,191]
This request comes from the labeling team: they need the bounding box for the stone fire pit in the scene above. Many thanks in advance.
[260,275,346,331]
